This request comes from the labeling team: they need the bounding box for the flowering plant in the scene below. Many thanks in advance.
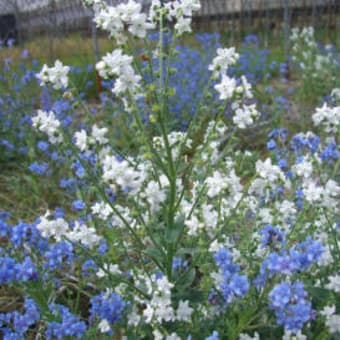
[1,1,340,339]
[290,27,340,104]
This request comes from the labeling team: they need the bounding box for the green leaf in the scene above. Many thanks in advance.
[176,247,199,256]
[306,286,332,303]
[175,267,196,291]
[143,248,165,270]
[165,215,185,244]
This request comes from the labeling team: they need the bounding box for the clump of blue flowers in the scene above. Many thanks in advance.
[214,248,249,305]
[256,238,323,288]
[46,304,87,339]
[269,281,313,332]
[0,256,38,284]
[89,291,127,334]
[0,298,40,339]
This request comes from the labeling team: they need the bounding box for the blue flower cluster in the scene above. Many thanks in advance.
[0,53,40,161]
[259,225,286,248]
[172,256,188,271]
[256,238,323,288]
[0,256,38,284]
[0,298,40,339]
[206,330,219,340]
[269,281,312,332]
[214,248,249,305]
[320,141,339,162]
[235,34,272,83]
[0,216,48,252]
[46,304,87,339]
[290,133,320,155]
[43,241,74,271]
[89,291,127,333]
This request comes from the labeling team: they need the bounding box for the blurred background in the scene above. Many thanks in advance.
[0,0,339,63]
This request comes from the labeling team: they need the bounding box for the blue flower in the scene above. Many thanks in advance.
[46,304,86,339]
[28,162,49,175]
[320,141,339,161]
[214,248,249,305]
[267,139,277,150]
[269,281,312,332]
[0,256,17,284]
[259,225,285,248]
[90,292,127,332]
[43,241,74,271]
[37,140,49,152]
[72,200,86,211]
[206,331,219,340]
[81,259,98,277]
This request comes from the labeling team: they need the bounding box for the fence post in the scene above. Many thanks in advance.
[312,0,316,28]
[92,16,100,63]
[48,0,56,61]
[12,0,22,45]
[284,0,290,72]
[264,0,270,48]
[230,0,235,45]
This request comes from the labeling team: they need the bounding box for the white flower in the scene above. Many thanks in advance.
[312,103,340,133]
[326,314,340,333]
[318,245,333,266]
[128,306,141,327]
[322,179,340,210]
[202,204,218,229]
[102,155,145,194]
[326,275,340,292]
[94,6,124,38]
[91,124,108,145]
[176,300,193,321]
[209,47,239,74]
[68,221,101,249]
[331,88,340,101]
[96,49,133,79]
[282,330,307,340]
[239,332,260,340]
[258,208,273,224]
[36,212,69,241]
[144,180,167,213]
[320,305,336,317]
[240,75,254,99]
[303,181,323,203]
[95,49,142,97]
[91,202,113,220]
[112,69,142,96]
[98,319,111,333]
[166,333,181,340]
[32,110,63,144]
[128,12,154,38]
[185,215,202,236]
[117,0,142,22]
[214,74,237,100]
[96,263,121,278]
[293,157,313,178]
[173,0,201,17]
[152,329,163,340]
[205,171,225,197]
[74,130,88,151]
[256,158,284,183]
[175,16,192,35]
[94,1,154,41]
[143,304,154,323]
[36,60,70,89]
[232,103,259,129]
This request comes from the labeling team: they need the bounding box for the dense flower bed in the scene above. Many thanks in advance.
[0,0,339,339]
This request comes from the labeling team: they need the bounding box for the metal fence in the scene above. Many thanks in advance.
[0,0,339,61]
